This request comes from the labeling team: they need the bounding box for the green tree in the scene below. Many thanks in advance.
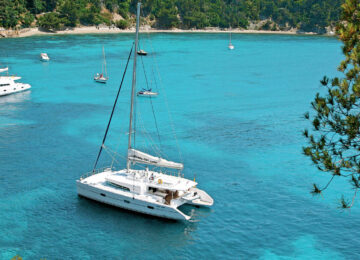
[157,8,179,28]
[303,0,360,208]
[115,19,129,29]
[37,12,63,31]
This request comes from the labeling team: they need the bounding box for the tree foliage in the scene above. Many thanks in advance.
[0,0,345,31]
[37,12,64,31]
[303,0,360,208]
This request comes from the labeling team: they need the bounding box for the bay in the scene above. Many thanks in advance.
[0,33,355,259]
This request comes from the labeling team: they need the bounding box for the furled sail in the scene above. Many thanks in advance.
[128,149,184,170]
[0,67,8,73]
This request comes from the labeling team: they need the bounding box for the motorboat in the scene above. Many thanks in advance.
[0,67,8,73]
[77,3,213,221]
[0,75,31,96]
[137,49,148,56]
[137,88,158,97]
[40,53,50,61]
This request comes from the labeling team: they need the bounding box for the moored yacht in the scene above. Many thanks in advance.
[40,53,50,61]
[137,88,158,97]
[0,70,31,96]
[94,46,109,83]
[137,49,148,56]
[76,3,213,221]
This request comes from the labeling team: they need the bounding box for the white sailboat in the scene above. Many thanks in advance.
[94,46,108,83]
[228,32,234,50]
[77,3,213,221]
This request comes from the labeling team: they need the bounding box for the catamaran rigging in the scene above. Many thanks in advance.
[77,2,213,221]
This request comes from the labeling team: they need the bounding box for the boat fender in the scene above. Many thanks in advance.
[158,179,163,184]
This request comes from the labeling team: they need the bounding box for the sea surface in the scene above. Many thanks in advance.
[0,33,357,259]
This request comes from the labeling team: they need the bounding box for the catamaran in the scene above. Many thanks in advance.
[77,2,213,221]
[0,68,31,96]
[94,46,109,83]
[228,32,234,50]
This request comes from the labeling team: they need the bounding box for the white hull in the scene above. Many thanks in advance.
[40,53,50,61]
[94,76,108,83]
[77,180,190,220]
[137,91,158,97]
[0,78,31,97]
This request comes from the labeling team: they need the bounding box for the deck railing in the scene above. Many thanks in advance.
[79,166,112,180]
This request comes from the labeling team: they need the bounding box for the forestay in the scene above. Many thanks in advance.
[128,149,184,170]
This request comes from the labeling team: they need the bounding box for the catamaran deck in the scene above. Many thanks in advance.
[79,169,197,206]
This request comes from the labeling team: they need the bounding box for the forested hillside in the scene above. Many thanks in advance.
[0,0,343,33]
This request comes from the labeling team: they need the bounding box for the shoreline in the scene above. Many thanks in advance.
[1,26,334,38]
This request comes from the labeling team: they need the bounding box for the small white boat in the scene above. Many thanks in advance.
[40,53,50,61]
[228,32,235,50]
[94,73,108,83]
[94,46,108,83]
[0,67,8,73]
[137,49,148,56]
[137,88,158,97]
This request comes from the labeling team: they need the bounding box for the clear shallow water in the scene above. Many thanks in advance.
[0,33,357,259]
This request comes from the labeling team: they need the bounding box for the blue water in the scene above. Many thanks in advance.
[0,33,357,259]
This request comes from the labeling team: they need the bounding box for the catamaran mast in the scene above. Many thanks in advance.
[127,2,141,170]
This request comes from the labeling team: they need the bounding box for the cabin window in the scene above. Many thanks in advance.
[124,200,130,203]
[0,84,10,87]
[100,193,106,197]
[108,182,130,191]
[147,206,154,209]
[148,187,158,192]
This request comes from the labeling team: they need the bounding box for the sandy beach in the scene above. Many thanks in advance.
[0,26,327,38]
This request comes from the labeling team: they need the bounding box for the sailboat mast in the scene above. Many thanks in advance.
[102,46,107,77]
[127,2,141,170]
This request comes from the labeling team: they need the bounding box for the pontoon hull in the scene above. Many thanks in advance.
[76,181,190,221]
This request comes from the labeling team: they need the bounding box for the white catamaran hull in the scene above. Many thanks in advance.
[77,181,191,221]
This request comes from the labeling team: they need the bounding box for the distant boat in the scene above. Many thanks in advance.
[137,49,147,56]
[0,67,8,73]
[94,46,108,83]
[40,53,50,61]
[0,68,31,96]
[228,33,234,50]
[137,88,158,97]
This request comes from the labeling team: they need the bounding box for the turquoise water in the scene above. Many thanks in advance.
[0,33,357,259]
